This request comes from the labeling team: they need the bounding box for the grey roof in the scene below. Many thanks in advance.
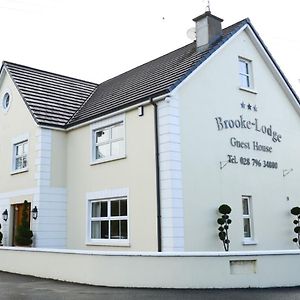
[4,18,296,129]
[68,19,248,126]
[3,62,98,127]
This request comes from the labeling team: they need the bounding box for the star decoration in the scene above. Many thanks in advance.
[240,102,246,109]
[253,105,258,112]
[247,103,252,110]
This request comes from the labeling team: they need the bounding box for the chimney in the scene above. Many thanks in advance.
[193,11,223,50]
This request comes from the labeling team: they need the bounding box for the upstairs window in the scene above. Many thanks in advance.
[93,122,125,162]
[13,140,28,171]
[239,58,253,89]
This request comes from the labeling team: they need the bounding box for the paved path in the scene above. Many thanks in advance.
[0,271,299,300]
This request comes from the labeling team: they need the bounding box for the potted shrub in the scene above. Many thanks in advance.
[15,200,33,246]
[217,204,232,251]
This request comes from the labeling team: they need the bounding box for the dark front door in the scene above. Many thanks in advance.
[12,203,31,246]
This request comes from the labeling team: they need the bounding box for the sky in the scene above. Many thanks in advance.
[0,0,299,93]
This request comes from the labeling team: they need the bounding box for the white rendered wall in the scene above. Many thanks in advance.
[157,97,184,251]
[176,29,300,251]
[34,128,67,248]
[0,248,299,288]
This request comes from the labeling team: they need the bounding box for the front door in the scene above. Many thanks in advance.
[12,203,31,246]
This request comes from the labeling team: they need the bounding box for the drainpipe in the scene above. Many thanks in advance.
[150,97,164,252]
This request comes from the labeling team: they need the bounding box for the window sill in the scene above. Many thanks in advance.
[86,240,130,247]
[242,239,257,245]
[90,154,126,166]
[239,87,258,94]
[10,167,29,175]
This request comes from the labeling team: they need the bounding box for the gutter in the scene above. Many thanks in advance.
[150,93,169,252]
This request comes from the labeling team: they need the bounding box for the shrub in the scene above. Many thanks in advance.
[217,204,232,251]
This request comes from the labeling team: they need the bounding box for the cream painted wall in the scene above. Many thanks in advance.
[0,70,40,245]
[66,105,158,251]
[177,29,300,251]
[0,248,300,288]
[0,71,38,192]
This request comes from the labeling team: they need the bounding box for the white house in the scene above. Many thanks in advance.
[0,11,299,288]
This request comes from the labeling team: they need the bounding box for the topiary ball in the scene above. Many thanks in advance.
[291,207,300,216]
[219,204,232,215]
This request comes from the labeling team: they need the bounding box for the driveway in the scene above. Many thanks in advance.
[0,271,299,300]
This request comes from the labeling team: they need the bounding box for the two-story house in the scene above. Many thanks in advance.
[0,11,299,253]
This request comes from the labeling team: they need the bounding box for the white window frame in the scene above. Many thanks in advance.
[239,57,255,92]
[1,89,12,113]
[242,195,256,245]
[90,114,126,165]
[11,135,29,174]
[86,188,129,246]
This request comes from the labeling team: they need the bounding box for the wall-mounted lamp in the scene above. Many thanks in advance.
[31,206,38,220]
[2,209,8,222]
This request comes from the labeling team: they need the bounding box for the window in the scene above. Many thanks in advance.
[242,196,254,241]
[93,122,125,162]
[239,58,253,89]
[13,140,28,171]
[89,197,128,241]
[2,92,10,111]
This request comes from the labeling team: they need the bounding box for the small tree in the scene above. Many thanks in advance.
[291,206,300,248]
[15,200,33,246]
[217,204,232,251]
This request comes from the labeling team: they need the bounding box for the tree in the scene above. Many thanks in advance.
[217,204,232,251]
[291,206,300,248]
[15,200,33,246]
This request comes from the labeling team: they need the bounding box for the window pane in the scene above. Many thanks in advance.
[23,142,28,154]
[242,198,249,215]
[110,220,120,239]
[120,200,127,216]
[100,201,108,217]
[101,221,109,239]
[91,221,100,238]
[96,144,110,159]
[15,144,21,156]
[16,157,22,169]
[121,220,127,239]
[23,156,27,168]
[239,60,248,74]
[95,129,109,144]
[243,218,251,238]
[111,124,123,140]
[92,202,101,217]
[111,141,123,156]
[240,74,250,88]
[111,200,120,216]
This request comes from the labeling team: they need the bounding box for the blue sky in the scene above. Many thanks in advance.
[0,0,299,93]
